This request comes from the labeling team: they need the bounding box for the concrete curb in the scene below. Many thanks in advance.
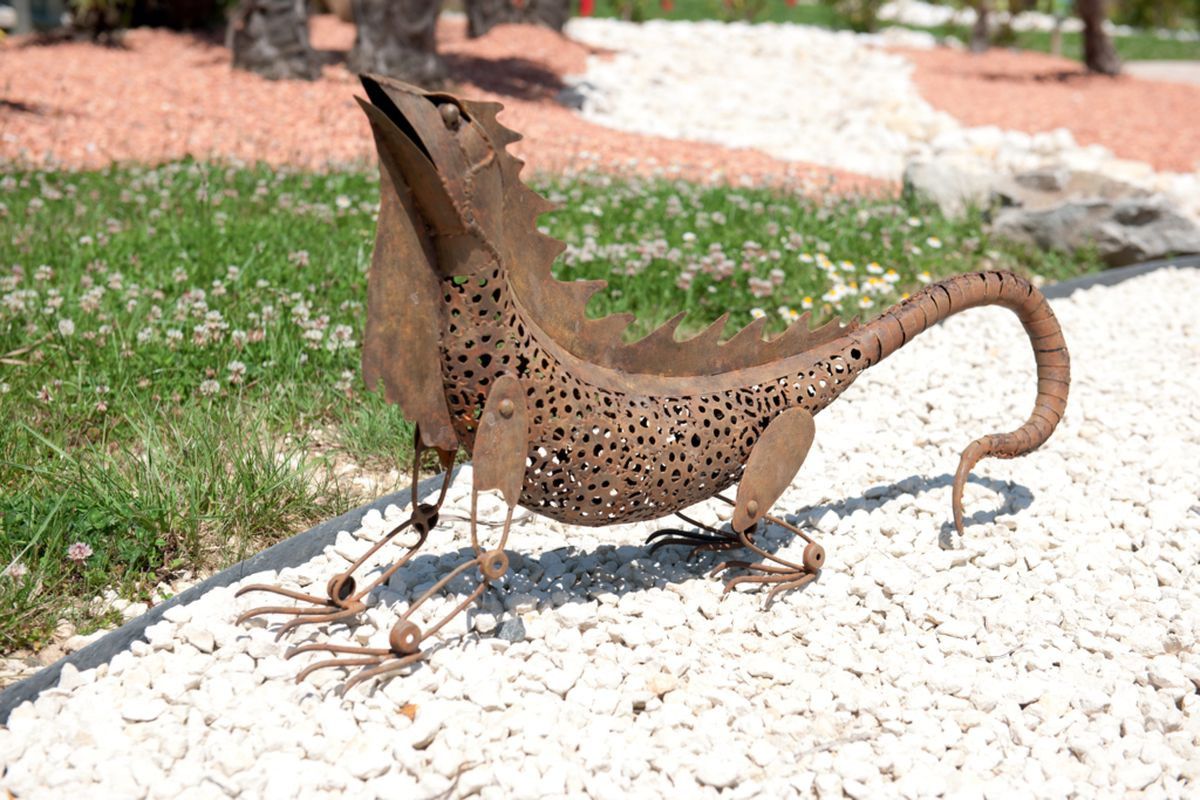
[1,255,1197,724]
[0,468,458,724]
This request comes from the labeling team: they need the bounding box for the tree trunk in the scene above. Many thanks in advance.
[348,0,446,88]
[465,0,570,39]
[227,0,320,81]
[1076,0,1121,75]
[969,0,990,53]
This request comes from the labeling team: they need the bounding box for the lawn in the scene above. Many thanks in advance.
[0,161,1102,651]
[591,0,1200,61]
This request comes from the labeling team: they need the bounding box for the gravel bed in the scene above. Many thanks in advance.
[3,267,1199,798]
[565,20,1200,219]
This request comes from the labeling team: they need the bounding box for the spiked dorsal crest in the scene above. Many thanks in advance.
[458,99,857,378]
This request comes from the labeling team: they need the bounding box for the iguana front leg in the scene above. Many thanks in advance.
[706,407,827,604]
[235,434,455,637]
[284,376,530,694]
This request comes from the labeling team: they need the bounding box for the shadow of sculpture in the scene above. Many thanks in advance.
[271,471,1034,677]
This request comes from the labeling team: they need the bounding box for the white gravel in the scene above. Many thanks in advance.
[3,267,1200,798]
[563,19,1200,220]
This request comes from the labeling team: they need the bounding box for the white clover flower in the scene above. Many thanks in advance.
[227,361,247,384]
[34,265,53,282]
[198,379,220,397]
[58,318,75,337]
[67,541,93,562]
[137,327,154,344]
[335,195,351,210]
[2,560,27,579]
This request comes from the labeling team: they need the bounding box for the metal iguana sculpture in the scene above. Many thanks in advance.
[238,76,1071,691]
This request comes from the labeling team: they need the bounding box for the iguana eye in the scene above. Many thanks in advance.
[439,103,461,130]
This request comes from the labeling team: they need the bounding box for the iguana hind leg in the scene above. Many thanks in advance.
[281,376,530,693]
[704,407,827,604]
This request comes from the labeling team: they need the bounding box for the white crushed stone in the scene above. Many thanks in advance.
[3,267,1200,798]
[563,18,1200,221]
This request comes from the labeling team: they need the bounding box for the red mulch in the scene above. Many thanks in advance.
[904,46,1200,174]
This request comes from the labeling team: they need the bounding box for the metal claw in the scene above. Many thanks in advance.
[339,653,427,696]
[296,656,393,684]
[234,583,329,605]
[272,602,366,641]
[235,603,340,626]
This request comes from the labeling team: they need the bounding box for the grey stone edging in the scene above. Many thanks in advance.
[2,254,1197,725]
[0,468,458,725]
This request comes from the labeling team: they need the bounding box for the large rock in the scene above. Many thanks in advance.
[903,158,1200,266]
[902,160,995,218]
[992,196,1200,267]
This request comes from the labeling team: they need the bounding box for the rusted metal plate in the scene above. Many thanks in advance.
[732,407,816,533]
[471,375,528,507]
[357,97,458,452]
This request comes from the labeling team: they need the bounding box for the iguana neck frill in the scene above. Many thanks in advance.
[357,76,1068,527]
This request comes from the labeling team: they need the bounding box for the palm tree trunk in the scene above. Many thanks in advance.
[969,0,990,53]
[348,0,446,87]
[464,0,570,39]
[228,0,320,81]
[1076,0,1121,75]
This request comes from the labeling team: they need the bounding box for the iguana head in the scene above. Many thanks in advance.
[356,74,511,275]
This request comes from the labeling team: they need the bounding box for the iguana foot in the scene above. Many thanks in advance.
[235,497,441,639]
[645,512,755,560]
[236,435,455,651]
[710,542,825,606]
[284,548,510,696]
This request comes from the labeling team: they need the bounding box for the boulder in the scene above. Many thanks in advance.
[902,158,1200,266]
[992,196,1200,267]
[902,159,995,218]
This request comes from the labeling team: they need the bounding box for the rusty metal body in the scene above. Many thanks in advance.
[237,76,1071,691]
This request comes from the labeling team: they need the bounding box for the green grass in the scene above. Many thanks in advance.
[0,161,1102,651]
[591,0,1200,61]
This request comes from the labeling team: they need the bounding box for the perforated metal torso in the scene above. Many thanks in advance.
[437,263,868,526]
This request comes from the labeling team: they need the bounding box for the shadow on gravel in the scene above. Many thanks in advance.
[264,472,1035,666]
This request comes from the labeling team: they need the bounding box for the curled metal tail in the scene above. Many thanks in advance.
[859,271,1070,534]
